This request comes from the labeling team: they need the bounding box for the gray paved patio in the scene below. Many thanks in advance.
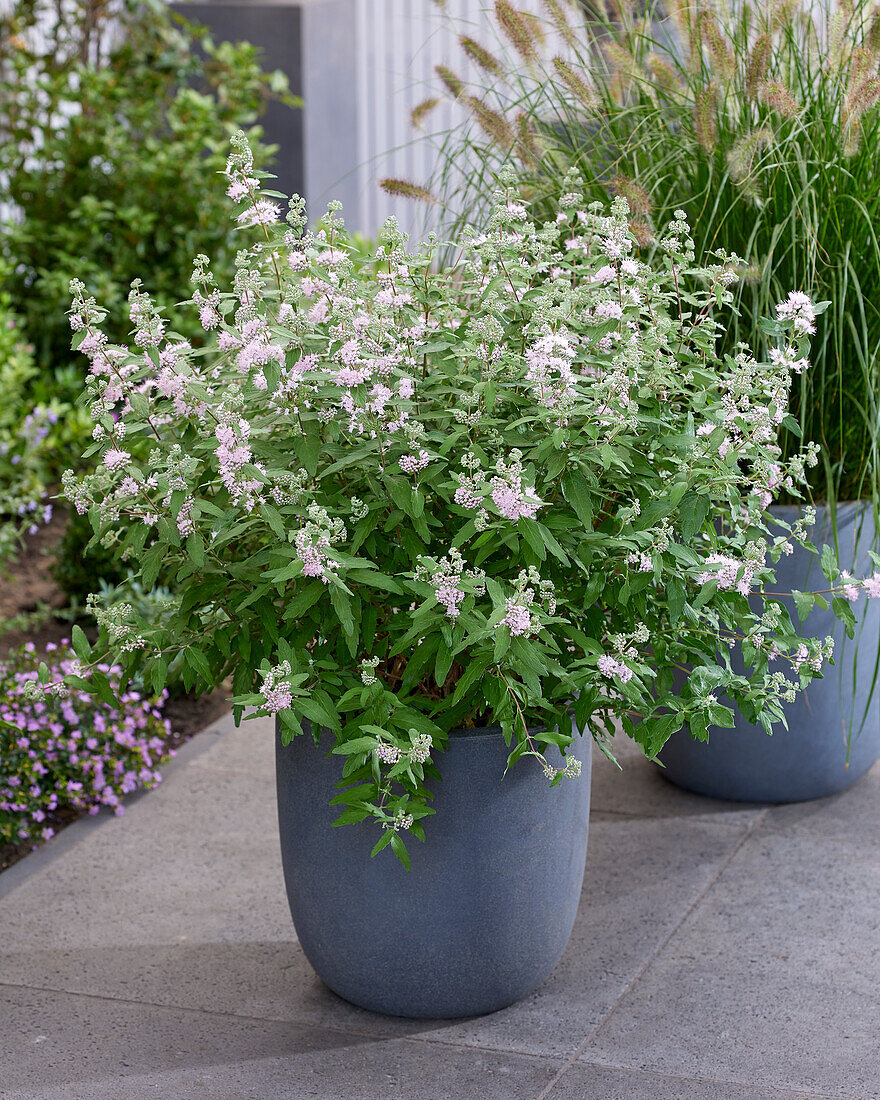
[1,712,878,1099]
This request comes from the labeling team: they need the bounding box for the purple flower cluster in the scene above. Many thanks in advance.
[0,643,172,848]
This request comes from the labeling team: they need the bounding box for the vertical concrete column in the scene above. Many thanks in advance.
[170,0,305,200]
[301,0,360,226]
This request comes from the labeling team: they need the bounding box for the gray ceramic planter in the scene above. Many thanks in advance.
[660,503,880,802]
[275,721,591,1019]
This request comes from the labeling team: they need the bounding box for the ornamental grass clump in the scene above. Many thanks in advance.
[416,0,880,503]
[0,638,172,848]
[61,134,865,865]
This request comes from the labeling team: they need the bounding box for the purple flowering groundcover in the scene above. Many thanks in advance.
[0,641,173,855]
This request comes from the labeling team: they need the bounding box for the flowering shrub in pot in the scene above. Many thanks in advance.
[60,135,856,1016]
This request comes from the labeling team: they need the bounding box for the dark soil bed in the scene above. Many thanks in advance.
[0,520,232,875]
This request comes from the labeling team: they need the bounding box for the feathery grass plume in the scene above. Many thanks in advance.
[411,98,441,129]
[435,64,465,98]
[758,79,801,119]
[460,36,506,78]
[770,0,802,30]
[552,56,601,111]
[611,174,653,216]
[466,95,516,148]
[845,74,880,119]
[847,44,879,91]
[843,115,864,155]
[746,34,773,98]
[541,0,578,50]
[604,40,643,101]
[379,179,436,203]
[726,127,773,201]
[601,0,634,22]
[628,219,655,248]
[698,8,735,82]
[514,111,546,167]
[522,11,547,49]
[666,0,703,74]
[666,0,696,37]
[646,54,685,103]
[827,9,852,73]
[495,1,540,66]
[693,85,718,152]
[841,46,880,139]
[866,5,880,53]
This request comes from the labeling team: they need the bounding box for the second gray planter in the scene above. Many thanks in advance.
[660,503,880,802]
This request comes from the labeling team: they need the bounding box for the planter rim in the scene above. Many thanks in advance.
[297,719,580,743]
[769,500,870,511]
[446,722,563,740]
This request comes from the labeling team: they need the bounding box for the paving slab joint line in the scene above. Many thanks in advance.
[557,1060,847,1100]
[0,979,570,1066]
[534,808,770,1100]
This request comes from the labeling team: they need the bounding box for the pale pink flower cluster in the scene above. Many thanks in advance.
[769,346,810,375]
[399,450,430,475]
[696,554,761,596]
[215,317,285,379]
[194,290,222,331]
[502,599,533,636]
[295,530,335,582]
[435,575,465,618]
[594,302,623,321]
[235,199,279,228]
[264,681,293,712]
[376,741,402,764]
[793,643,824,674]
[103,447,129,472]
[454,482,482,510]
[259,660,293,714]
[215,415,262,507]
[492,475,541,521]
[776,291,816,335]
[176,496,195,538]
[294,506,345,584]
[525,329,577,413]
[598,654,633,684]
[489,456,543,523]
[226,176,259,203]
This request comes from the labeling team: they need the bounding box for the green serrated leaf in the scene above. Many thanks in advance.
[791,589,814,622]
[71,625,91,663]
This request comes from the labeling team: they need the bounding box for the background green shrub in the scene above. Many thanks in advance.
[0,0,297,373]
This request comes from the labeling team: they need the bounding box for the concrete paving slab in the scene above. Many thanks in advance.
[549,1061,840,1099]
[0,982,354,1095]
[579,828,880,1099]
[412,814,760,1058]
[760,757,880,850]
[590,735,763,820]
[0,763,290,951]
[185,710,277,780]
[0,985,558,1100]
